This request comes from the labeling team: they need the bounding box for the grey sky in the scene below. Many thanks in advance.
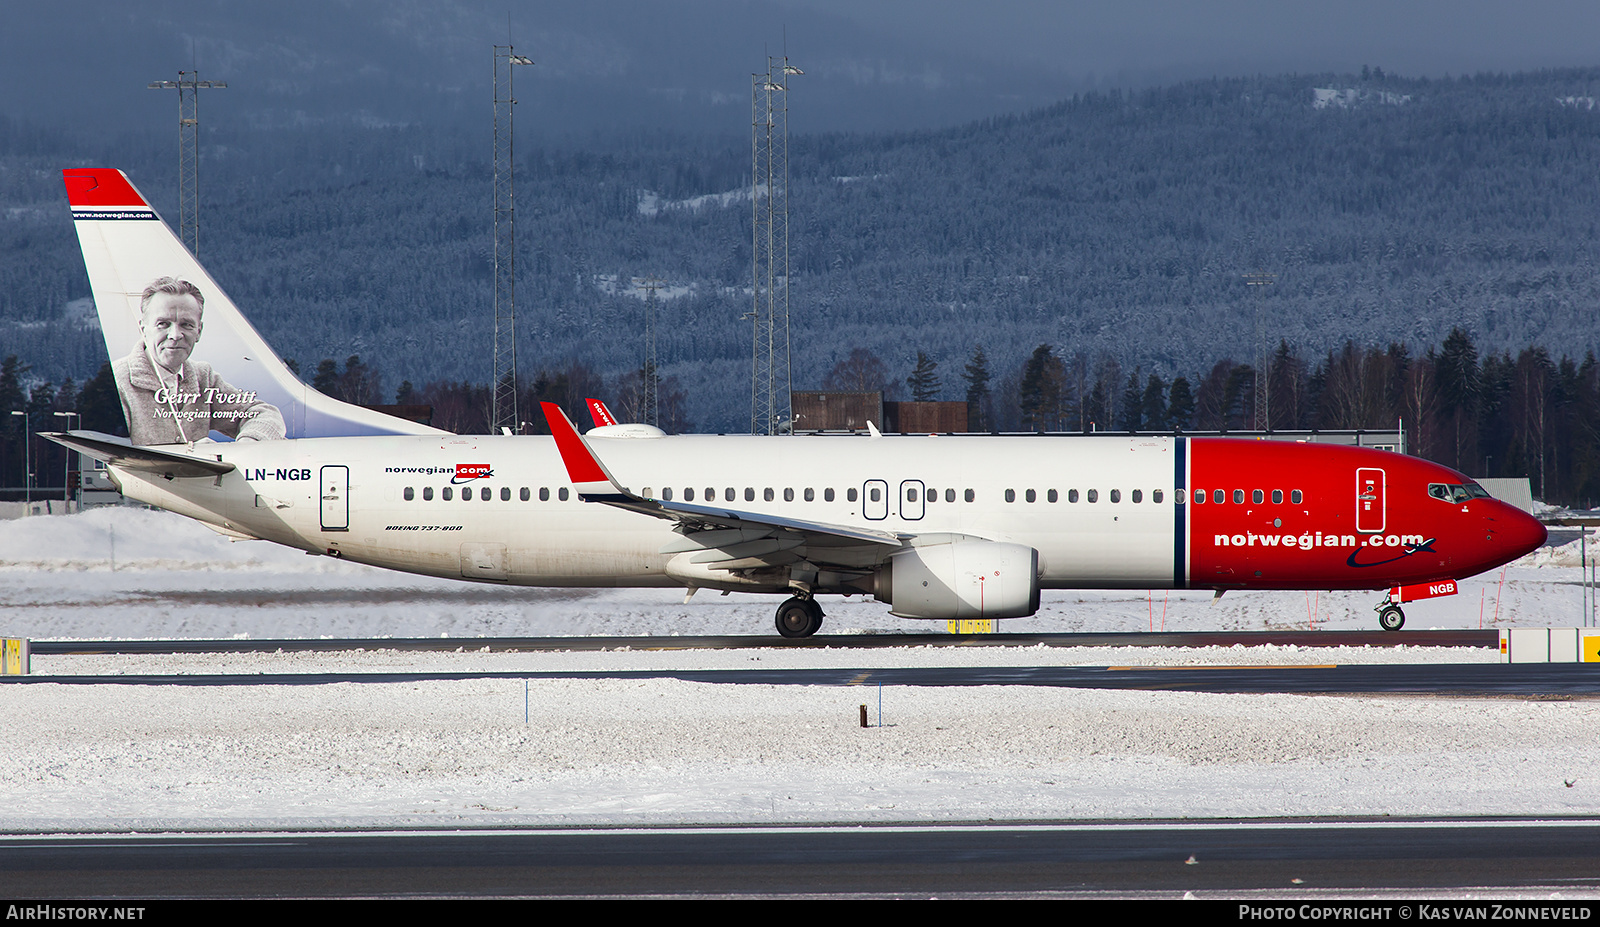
[6,1,1600,135]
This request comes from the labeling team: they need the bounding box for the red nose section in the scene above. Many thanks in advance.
[1499,504,1548,561]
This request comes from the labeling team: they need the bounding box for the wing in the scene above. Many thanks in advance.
[540,402,902,573]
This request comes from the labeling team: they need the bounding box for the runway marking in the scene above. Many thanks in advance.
[6,819,1600,841]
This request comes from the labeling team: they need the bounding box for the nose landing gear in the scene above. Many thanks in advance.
[775,596,824,639]
[1375,595,1406,631]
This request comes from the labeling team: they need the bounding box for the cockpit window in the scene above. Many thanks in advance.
[1429,482,1493,504]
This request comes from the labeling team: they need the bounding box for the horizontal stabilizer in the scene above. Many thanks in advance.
[42,431,235,479]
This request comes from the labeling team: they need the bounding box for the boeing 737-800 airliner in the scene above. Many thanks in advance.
[45,169,1546,637]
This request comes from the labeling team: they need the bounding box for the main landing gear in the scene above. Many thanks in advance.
[1375,596,1406,631]
[775,596,824,639]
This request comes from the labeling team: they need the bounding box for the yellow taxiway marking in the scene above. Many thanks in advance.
[847,673,873,685]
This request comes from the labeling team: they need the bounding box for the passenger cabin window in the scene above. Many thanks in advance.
[1005,489,1016,503]
[1291,490,1303,504]
[558,488,569,501]
[521,487,530,501]
[725,488,736,502]
[1024,489,1036,503]
[964,489,974,502]
[826,488,836,502]
[869,486,881,502]
[481,487,491,501]
[1152,489,1164,503]
[846,488,856,502]
[804,488,814,502]
[1047,489,1058,503]
[1233,490,1245,504]
[501,487,510,501]
[684,488,694,501]
[424,487,434,501]
[745,488,755,502]
[1272,489,1283,504]
[1132,489,1142,503]
[907,487,919,502]
[945,489,956,503]
[404,487,414,501]
[1214,490,1225,504]
[1109,489,1121,503]
[1173,489,1184,504]
[663,487,674,501]
[1252,489,1264,504]
[784,488,794,502]
[1087,489,1099,503]
[1068,489,1079,503]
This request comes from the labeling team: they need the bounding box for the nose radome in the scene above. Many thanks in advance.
[1494,504,1547,561]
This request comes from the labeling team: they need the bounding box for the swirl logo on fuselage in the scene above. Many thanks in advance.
[1345,536,1437,568]
[451,463,493,484]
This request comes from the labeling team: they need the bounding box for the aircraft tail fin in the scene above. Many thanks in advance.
[586,398,618,428]
[63,169,447,445]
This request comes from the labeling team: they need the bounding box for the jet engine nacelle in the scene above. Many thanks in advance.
[877,540,1040,620]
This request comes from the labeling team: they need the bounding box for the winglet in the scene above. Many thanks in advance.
[586,398,618,428]
[541,401,630,498]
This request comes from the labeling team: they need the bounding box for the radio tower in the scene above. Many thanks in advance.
[636,276,662,426]
[1243,271,1276,429]
[147,71,226,257]
[492,46,533,434]
[749,56,801,435]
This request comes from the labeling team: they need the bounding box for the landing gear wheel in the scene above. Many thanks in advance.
[1377,605,1405,631]
[775,596,824,639]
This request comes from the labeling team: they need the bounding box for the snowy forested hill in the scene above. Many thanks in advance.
[4,69,1600,434]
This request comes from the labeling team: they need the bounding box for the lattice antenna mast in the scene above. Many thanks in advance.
[750,56,801,434]
[636,277,663,426]
[147,71,226,257]
[492,47,534,434]
[1243,271,1276,430]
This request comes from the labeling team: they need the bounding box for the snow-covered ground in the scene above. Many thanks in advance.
[1,506,1598,832]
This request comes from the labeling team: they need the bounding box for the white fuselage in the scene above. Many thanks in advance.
[112,432,1182,590]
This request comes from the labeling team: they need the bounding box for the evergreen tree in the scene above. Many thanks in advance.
[1082,380,1108,432]
[76,363,125,436]
[906,351,940,401]
[1435,328,1481,473]
[1141,374,1169,431]
[962,345,992,431]
[1167,376,1196,431]
[1019,344,1067,430]
[1119,372,1143,432]
[312,359,342,400]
